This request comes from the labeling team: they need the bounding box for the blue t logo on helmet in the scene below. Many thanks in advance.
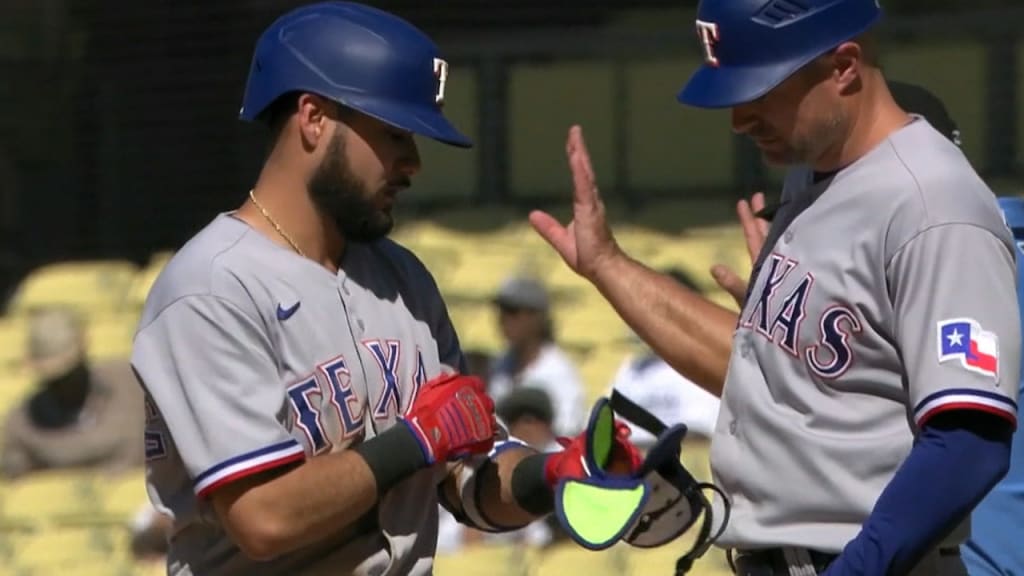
[239,1,472,148]
[678,0,883,109]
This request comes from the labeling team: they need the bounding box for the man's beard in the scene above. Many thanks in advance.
[783,109,847,166]
[308,133,394,243]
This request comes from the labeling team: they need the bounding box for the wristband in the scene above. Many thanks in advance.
[510,453,555,516]
[352,423,428,494]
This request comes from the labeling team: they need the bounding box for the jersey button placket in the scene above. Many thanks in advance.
[338,276,364,335]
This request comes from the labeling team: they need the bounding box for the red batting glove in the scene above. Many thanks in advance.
[544,420,643,486]
[400,373,497,465]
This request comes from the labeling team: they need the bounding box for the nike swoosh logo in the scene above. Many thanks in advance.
[277,301,301,321]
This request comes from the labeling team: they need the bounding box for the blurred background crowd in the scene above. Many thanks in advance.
[0,0,1022,575]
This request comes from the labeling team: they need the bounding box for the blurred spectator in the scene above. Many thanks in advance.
[608,269,721,449]
[488,275,586,437]
[463,348,493,385]
[0,306,145,479]
[497,387,562,453]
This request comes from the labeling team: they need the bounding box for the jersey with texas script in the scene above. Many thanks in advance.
[132,213,465,576]
[711,118,1021,553]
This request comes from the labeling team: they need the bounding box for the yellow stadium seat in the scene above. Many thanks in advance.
[579,343,635,403]
[0,316,28,374]
[126,252,174,309]
[85,312,139,361]
[0,471,105,527]
[625,544,733,576]
[534,542,627,576]
[7,261,140,316]
[555,299,630,352]
[132,558,169,576]
[434,542,521,576]
[100,470,148,521]
[447,302,503,356]
[445,244,540,301]
[5,525,135,576]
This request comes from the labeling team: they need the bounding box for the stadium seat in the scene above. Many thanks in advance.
[100,469,148,521]
[0,316,27,374]
[448,303,503,355]
[433,542,521,576]
[85,312,139,361]
[444,247,529,301]
[534,542,627,576]
[6,261,139,317]
[625,544,733,576]
[579,342,636,403]
[132,558,169,576]
[126,252,173,310]
[554,298,629,352]
[0,471,105,527]
[6,525,133,576]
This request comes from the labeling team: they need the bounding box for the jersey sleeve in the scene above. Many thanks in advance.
[131,294,305,498]
[888,223,1020,429]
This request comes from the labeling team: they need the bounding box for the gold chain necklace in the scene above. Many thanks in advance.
[248,190,306,258]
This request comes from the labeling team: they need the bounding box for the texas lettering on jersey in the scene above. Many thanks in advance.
[741,253,861,379]
[286,341,429,455]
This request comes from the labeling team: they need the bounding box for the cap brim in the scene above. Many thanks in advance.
[677,59,807,109]
[346,95,473,148]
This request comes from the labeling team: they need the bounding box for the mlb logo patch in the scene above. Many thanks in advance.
[937,318,999,379]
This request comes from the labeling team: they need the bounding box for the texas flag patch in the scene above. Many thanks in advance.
[937,318,999,379]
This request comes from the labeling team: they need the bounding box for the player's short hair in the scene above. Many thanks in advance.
[261,91,302,142]
[260,92,357,149]
[808,31,882,75]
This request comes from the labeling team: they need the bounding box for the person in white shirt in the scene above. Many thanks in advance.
[488,275,586,437]
[608,269,721,449]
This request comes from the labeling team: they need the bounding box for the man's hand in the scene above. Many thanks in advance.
[544,420,643,486]
[529,125,625,281]
[400,374,497,465]
[710,192,771,307]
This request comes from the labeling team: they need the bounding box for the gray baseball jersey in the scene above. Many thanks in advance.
[711,118,1021,553]
[131,213,466,575]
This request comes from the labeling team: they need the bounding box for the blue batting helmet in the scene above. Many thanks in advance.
[1000,197,1024,237]
[239,1,472,148]
[678,0,883,109]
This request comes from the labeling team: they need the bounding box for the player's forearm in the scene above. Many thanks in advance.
[222,448,379,559]
[221,424,426,560]
[591,252,736,396]
[477,446,546,528]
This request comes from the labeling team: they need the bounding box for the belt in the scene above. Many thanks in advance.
[730,548,837,576]
[729,546,962,576]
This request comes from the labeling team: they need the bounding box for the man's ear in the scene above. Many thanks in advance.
[296,93,330,148]
[832,41,864,95]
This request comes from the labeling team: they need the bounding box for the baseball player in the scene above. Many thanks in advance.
[962,197,1024,575]
[130,3,640,575]
[530,1,1020,575]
